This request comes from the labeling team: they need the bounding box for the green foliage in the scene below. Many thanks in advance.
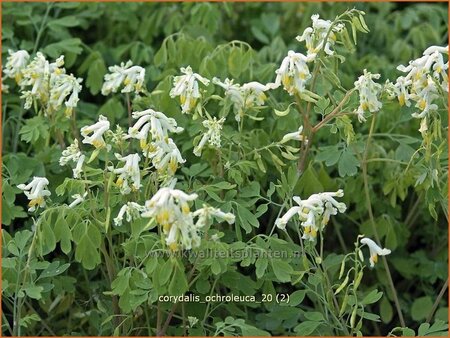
[2,2,448,337]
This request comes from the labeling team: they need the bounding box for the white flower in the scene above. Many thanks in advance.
[193,117,225,156]
[17,177,51,212]
[395,46,448,122]
[360,237,391,267]
[192,205,235,228]
[20,53,65,108]
[73,154,85,179]
[114,202,145,226]
[354,69,382,122]
[170,66,210,114]
[144,138,185,176]
[275,190,346,241]
[212,78,269,122]
[3,50,30,83]
[142,187,199,250]
[80,115,110,149]
[1,77,10,93]
[110,153,141,194]
[271,51,311,96]
[49,73,83,117]
[280,126,307,143]
[59,139,82,166]
[296,14,344,59]
[68,192,88,208]
[101,60,145,95]
[127,108,183,147]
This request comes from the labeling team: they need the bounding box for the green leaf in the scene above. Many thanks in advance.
[411,296,433,321]
[23,285,44,300]
[19,116,49,143]
[43,38,83,58]
[39,261,70,279]
[338,148,360,177]
[236,204,259,234]
[255,257,268,279]
[294,321,321,335]
[380,296,393,323]
[270,259,292,283]
[361,289,383,305]
[168,263,188,296]
[74,224,101,270]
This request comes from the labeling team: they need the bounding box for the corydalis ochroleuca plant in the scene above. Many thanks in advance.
[141,187,235,251]
[276,190,346,241]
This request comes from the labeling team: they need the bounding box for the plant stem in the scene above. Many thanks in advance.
[426,278,448,323]
[32,2,53,54]
[361,115,406,327]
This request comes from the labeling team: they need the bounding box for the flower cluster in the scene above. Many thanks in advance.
[275,190,346,241]
[59,139,85,178]
[296,14,345,59]
[101,60,145,95]
[3,51,83,117]
[81,115,111,149]
[109,153,142,194]
[354,69,383,122]
[170,66,210,114]
[212,78,269,121]
[271,51,312,96]
[141,187,235,251]
[193,116,225,156]
[128,108,185,176]
[391,45,448,123]
[114,202,145,227]
[17,177,51,212]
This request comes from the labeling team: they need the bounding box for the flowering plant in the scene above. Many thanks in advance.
[2,2,448,337]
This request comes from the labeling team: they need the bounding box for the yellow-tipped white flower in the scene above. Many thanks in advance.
[114,202,145,226]
[275,190,346,241]
[101,60,145,95]
[193,117,225,156]
[80,115,110,149]
[142,187,198,250]
[212,78,269,122]
[354,69,382,122]
[193,205,236,229]
[128,108,183,146]
[271,51,311,96]
[296,14,344,60]
[49,73,83,117]
[144,138,185,176]
[360,237,391,267]
[4,49,30,84]
[280,126,307,144]
[59,140,85,179]
[68,192,88,208]
[20,53,65,109]
[17,177,51,212]
[170,66,210,114]
[110,153,141,194]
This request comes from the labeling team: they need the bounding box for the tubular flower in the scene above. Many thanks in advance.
[212,78,269,122]
[193,117,225,156]
[280,126,307,143]
[192,205,236,228]
[296,14,344,59]
[271,51,311,96]
[3,49,30,83]
[170,66,210,114]
[59,140,85,179]
[80,115,110,149]
[360,237,391,268]
[68,192,88,208]
[127,108,183,147]
[20,53,65,109]
[144,138,185,176]
[114,202,145,226]
[49,73,83,117]
[17,177,51,212]
[395,45,448,121]
[101,60,145,95]
[142,188,199,250]
[353,69,382,122]
[275,190,346,241]
[110,153,141,194]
